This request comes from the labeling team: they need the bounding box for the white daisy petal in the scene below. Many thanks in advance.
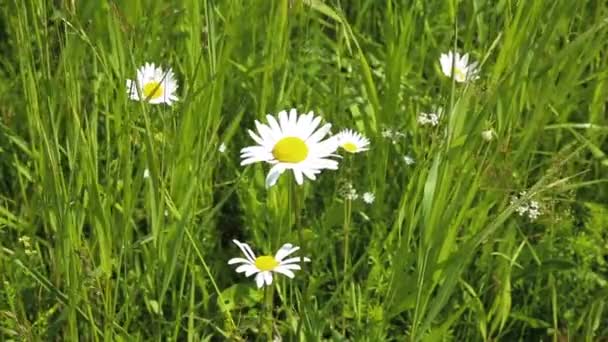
[307,123,332,143]
[266,164,286,188]
[263,271,273,286]
[236,264,256,274]
[278,110,289,132]
[277,263,301,271]
[280,256,308,265]
[275,244,299,261]
[255,273,265,288]
[244,267,258,277]
[287,108,298,133]
[228,257,252,265]
[273,266,295,278]
[232,240,256,262]
[266,114,282,136]
[293,168,304,185]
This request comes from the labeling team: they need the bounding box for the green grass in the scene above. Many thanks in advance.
[1,0,607,340]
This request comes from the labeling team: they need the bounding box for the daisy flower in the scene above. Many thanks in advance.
[240,109,339,188]
[335,129,370,153]
[126,63,178,105]
[439,51,479,83]
[228,239,310,288]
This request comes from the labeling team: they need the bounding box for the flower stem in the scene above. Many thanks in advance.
[264,285,274,340]
[342,156,354,334]
[291,176,308,338]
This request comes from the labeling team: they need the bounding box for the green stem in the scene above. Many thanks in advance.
[342,156,354,334]
[292,176,308,338]
[264,285,274,340]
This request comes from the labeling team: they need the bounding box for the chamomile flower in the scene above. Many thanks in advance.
[228,240,310,288]
[126,63,178,105]
[439,51,479,83]
[362,192,375,204]
[335,129,370,153]
[240,109,339,188]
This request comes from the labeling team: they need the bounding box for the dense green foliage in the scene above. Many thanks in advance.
[1,0,607,340]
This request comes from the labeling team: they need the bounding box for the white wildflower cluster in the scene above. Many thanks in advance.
[362,192,375,204]
[511,192,542,221]
[403,155,415,165]
[339,183,375,204]
[18,236,37,256]
[381,127,406,144]
[417,111,441,127]
[340,183,359,200]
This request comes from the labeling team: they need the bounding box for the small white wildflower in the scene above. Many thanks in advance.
[381,128,394,138]
[340,183,359,200]
[381,128,403,144]
[418,108,443,127]
[362,192,375,204]
[345,188,359,200]
[143,169,150,179]
[417,113,430,126]
[481,129,495,141]
[527,201,541,220]
[515,203,529,216]
[18,236,31,247]
[511,192,542,221]
[439,51,479,83]
[403,155,415,165]
[219,143,227,153]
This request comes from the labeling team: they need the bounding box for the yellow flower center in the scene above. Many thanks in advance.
[454,67,466,82]
[272,137,308,163]
[142,81,163,100]
[341,142,358,153]
[255,255,279,271]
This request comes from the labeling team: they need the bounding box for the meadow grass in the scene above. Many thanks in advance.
[1,0,607,340]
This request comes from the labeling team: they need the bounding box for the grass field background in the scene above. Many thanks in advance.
[1,0,607,340]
